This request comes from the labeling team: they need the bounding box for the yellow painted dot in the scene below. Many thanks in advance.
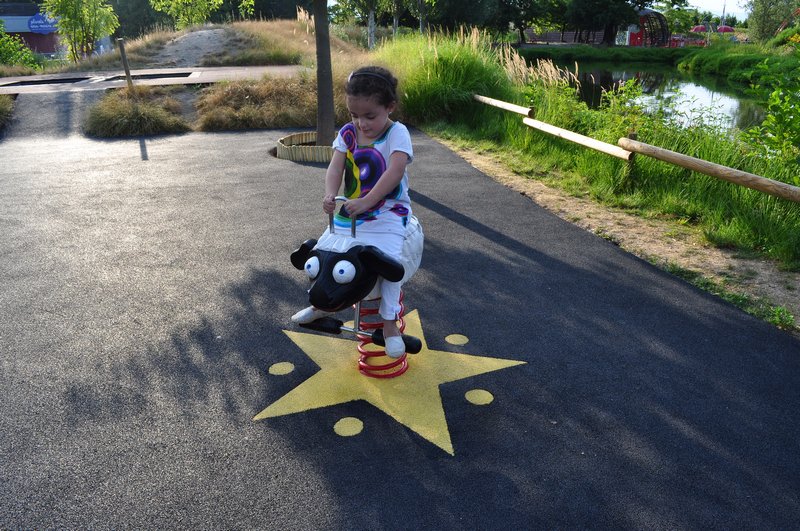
[465,389,494,405]
[268,362,295,376]
[333,417,363,437]
[445,334,469,345]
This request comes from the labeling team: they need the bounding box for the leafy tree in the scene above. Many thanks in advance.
[149,0,253,29]
[347,0,388,48]
[722,14,740,27]
[109,0,170,38]
[430,0,498,29]
[744,0,798,42]
[653,0,699,34]
[406,0,436,33]
[389,0,405,35]
[565,0,639,45]
[490,0,566,43]
[210,0,310,22]
[0,20,40,67]
[43,0,120,62]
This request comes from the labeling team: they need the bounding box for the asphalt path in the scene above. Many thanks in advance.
[1,128,799,528]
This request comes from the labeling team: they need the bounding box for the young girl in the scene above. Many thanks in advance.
[292,65,416,358]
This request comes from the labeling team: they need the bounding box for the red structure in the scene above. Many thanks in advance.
[628,8,670,47]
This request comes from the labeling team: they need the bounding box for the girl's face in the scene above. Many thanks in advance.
[346,94,396,143]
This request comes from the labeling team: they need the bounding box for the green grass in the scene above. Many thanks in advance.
[0,94,13,130]
[84,85,190,137]
[518,44,695,65]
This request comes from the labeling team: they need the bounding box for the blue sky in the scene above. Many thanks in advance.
[688,0,748,20]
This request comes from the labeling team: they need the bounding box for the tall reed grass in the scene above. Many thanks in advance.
[374,28,519,136]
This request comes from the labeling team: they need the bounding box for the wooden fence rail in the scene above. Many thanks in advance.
[474,94,800,203]
[618,138,800,203]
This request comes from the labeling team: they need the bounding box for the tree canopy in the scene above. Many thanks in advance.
[149,0,254,29]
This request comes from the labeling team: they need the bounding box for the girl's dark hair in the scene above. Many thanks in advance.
[344,66,398,107]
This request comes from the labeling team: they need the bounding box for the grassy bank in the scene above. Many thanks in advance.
[676,41,800,87]
[518,44,694,65]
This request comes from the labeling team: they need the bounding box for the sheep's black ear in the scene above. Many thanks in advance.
[290,239,317,270]
[359,247,404,282]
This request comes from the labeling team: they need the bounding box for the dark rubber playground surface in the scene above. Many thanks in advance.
[1,128,799,528]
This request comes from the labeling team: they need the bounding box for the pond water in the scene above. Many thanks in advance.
[563,62,766,131]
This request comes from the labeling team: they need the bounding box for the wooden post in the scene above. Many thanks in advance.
[618,137,800,203]
[626,131,637,174]
[116,38,134,92]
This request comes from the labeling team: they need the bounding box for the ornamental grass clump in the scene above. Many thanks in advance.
[0,94,13,129]
[195,76,318,131]
[84,85,190,137]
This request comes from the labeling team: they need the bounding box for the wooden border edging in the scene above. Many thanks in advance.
[618,137,800,203]
[523,118,633,161]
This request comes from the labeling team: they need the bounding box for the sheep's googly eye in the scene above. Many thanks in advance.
[332,260,356,284]
[304,256,320,279]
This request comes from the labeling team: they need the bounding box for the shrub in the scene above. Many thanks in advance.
[0,30,40,69]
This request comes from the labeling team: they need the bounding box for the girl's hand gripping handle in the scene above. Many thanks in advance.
[328,196,356,237]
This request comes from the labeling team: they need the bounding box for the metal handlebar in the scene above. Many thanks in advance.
[329,195,357,237]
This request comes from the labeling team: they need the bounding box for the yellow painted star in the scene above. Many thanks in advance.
[253,310,525,455]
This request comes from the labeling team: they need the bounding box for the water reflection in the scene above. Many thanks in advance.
[569,63,765,131]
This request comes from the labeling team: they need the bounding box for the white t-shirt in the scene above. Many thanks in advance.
[331,121,413,235]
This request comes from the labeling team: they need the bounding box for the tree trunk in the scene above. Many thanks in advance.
[393,12,399,37]
[313,0,336,146]
[368,9,376,49]
[418,0,425,34]
[602,23,617,46]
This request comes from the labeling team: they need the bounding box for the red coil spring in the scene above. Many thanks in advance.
[356,291,408,378]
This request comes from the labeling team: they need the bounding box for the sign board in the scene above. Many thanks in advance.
[28,13,58,34]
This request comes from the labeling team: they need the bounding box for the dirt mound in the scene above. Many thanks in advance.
[149,28,237,67]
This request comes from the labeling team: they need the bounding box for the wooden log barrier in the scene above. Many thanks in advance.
[524,118,633,161]
[618,137,800,203]
[475,94,632,160]
[473,94,532,117]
